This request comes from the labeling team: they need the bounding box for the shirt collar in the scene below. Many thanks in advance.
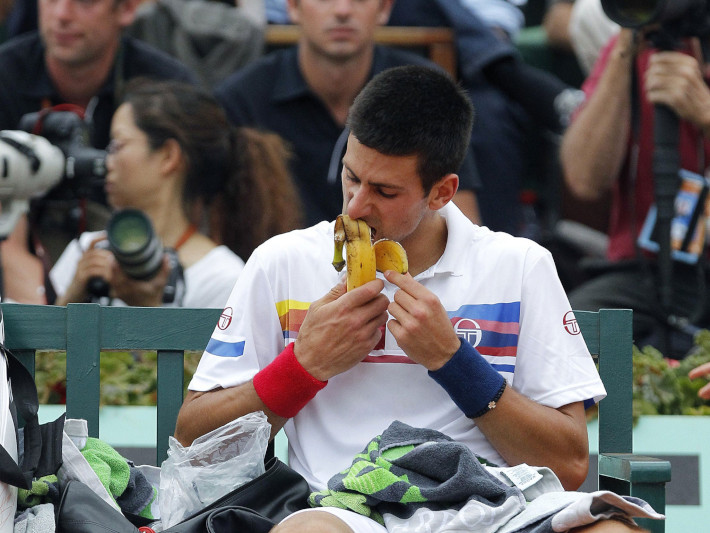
[416,203,474,279]
[272,47,312,102]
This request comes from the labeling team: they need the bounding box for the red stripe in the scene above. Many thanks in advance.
[479,346,518,357]
[474,319,520,335]
[449,317,519,335]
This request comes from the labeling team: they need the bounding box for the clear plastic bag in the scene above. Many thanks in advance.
[158,411,270,528]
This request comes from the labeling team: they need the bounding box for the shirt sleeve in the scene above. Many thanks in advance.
[188,250,285,392]
[513,246,607,408]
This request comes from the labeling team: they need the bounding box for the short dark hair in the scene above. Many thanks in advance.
[347,65,474,193]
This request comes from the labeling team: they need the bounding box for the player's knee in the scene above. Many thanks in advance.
[272,510,354,533]
[569,519,649,532]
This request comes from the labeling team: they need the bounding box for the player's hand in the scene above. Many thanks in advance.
[384,270,460,371]
[294,279,389,381]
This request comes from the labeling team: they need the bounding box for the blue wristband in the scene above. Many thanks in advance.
[429,339,506,418]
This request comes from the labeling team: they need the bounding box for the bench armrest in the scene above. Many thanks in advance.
[599,453,671,533]
[599,453,672,484]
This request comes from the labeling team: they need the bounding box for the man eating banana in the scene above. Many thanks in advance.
[175,66,657,533]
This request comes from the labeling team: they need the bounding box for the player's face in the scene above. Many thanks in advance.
[341,134,440,249]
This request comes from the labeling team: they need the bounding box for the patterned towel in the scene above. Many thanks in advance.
[309,421,526,531]
[309,421,666,533]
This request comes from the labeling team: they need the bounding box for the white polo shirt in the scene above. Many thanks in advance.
[189,203,606,490]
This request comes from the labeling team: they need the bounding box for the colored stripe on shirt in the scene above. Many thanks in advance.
[276,300,310,341]
[205,337,245,358]
[449,302,520,359]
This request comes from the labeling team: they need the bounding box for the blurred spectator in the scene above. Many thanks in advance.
[50,79,301,307]
[389,0,584,235]
[560,29,710,357]
[543,0,619,74]
[215,0,483,228]
[127,0,265,89]
[237,0,266,26]
[264,0,289,23]
[0,0,197,304]
[460,0,526,41]
[568,0,618,74]
[543,0,574,51]
[1,0,35,40]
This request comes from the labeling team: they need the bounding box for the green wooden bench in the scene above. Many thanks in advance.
[1,303,221,466]
[576,309,670,533]
[1,303,669,531]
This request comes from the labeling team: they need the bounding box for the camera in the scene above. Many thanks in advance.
[18,109,107,195]
[87,209,184,305]
[0,109,107,240]
[601,0,710,39]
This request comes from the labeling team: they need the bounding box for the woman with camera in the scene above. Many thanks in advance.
[49,79,302,307]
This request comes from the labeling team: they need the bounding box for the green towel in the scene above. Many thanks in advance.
[17,474,59,508]
[81,437,131,500]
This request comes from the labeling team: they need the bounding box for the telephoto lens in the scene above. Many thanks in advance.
[106,208,164,280]
[601,0,706,28]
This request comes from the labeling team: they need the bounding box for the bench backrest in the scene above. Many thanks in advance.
[1,304,632,465]
[2,303,221,465]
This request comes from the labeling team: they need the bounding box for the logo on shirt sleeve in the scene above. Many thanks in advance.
[218,307,233,330]
[563,311,580,335]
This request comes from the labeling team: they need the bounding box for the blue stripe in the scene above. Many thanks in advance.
[583,398,596,410]
[479,330,518,348]
[205,337,245,358]
[449,302,521,322]
[491,364,515,373]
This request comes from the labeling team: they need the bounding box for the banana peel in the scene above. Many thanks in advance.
[333,214,408,291]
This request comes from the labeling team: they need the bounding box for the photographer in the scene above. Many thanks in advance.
[49,79,301,308]
[0,0,197,304]
[559,9,710,357]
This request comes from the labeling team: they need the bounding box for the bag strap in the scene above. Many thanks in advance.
[0,343,39,489]
[0,306,64,488]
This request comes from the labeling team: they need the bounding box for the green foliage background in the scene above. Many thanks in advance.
[31,332,710,416]
[632,330,710,417]
[34,350,202,406]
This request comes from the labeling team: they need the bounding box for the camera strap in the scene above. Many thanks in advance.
[173,224,198,251]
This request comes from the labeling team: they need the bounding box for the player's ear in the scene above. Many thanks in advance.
[427,173,458,210]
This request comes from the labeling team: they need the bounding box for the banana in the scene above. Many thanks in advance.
[373,239,408,275]
[332,214,408,291]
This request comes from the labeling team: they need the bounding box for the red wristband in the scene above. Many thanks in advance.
[253,343,327,418]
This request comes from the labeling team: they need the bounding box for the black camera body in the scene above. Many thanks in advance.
[601,0,710,43]
[18,110,107,196]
